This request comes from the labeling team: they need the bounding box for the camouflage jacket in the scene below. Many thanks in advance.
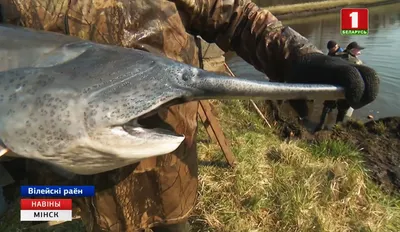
[0,0,321,231]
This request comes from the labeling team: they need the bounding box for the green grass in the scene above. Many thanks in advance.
[305,140,360,160]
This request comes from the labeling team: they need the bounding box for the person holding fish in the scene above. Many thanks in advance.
[0,0,379,231]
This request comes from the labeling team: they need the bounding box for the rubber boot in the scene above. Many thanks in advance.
[336,109,347,123]
[315,101,336,132]
[336,100,352,123]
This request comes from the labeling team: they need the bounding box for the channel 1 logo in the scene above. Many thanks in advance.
[340,8,369,36]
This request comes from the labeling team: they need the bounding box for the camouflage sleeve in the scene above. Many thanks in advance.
[172,0,323,82]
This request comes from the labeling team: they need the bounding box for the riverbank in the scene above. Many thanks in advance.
[265,0,398,20]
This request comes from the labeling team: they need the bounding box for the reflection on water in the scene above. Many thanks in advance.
[226,3,400,121]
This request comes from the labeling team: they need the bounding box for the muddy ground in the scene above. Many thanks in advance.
[261,100,400,194]
[331,118,400,194]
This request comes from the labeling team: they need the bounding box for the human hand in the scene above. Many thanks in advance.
[285,53,379,110]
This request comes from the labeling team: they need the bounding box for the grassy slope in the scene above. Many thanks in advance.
[265,0,390,15]
[190,100,400,232]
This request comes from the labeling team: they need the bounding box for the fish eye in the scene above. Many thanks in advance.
[182,72,191,81]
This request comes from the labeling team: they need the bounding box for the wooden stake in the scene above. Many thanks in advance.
[199,100,236,167]
[223,63,272,128]
[198,104,218,143]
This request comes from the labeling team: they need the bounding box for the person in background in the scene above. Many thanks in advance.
[327,40,344,56]
[338,41,365,65]
[316,41,367,132]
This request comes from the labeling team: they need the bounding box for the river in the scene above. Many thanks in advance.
[226,3,400,121]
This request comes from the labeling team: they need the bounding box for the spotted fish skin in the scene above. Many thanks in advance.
[0,27,195,174]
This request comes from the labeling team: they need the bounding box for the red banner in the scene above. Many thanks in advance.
[20,199,72,210]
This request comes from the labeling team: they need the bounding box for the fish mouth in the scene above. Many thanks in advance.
[48,107,186,175]
[107,109,185,156]
[123,107,183,141]
[78,100,187,175]
[121,98,187,142]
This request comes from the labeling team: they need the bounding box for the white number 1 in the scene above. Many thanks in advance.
[349,12,358,28]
